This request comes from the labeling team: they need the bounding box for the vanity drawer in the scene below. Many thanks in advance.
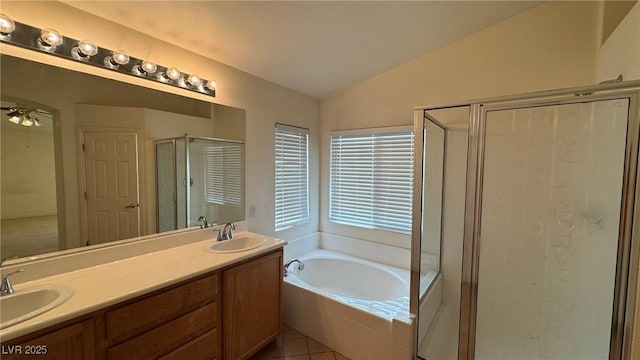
[106,302,217,360]
[158,328,218,360]
[105,273,218,342]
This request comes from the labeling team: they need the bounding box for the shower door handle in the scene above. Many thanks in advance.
[125,203,139,209]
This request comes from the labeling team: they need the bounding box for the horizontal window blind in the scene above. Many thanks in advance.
[275,124,309,231]
[204,144,242,205]
[329,127,414,233]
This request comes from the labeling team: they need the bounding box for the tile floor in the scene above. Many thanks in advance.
[249,325,351,360]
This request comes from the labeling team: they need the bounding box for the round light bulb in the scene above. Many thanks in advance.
[77,40,98,57]
[165,67,181,81]
[141,61,157,74]
[112,50,129,65]
[40,28,63,47]
[186,74,202,87]
[205,80,217,91]
[0,14,15,35]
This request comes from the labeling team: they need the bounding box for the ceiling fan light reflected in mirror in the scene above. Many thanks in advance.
[6,108,21,117]
[3,106,47,127]
[20,117,34,127]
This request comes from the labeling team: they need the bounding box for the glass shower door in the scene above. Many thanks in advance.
[417,106,470,360]
[474,98,631,359]
[155,140,177,232]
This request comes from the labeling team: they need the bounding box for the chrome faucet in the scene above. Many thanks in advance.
[1,269,25,296]
[283,259,304,276]
[197,216,209,229]
[217,222,237,241]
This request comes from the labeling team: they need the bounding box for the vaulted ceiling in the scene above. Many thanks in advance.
[64,1,542,99]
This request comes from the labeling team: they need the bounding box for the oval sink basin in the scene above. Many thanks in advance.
[205,236,266,254]
[0,284,74,329]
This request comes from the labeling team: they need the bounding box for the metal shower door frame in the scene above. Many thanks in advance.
[459,82,640,360]
[410,113,450,299]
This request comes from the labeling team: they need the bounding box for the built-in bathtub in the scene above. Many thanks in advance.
[285,249,412,319]
[290,255,406,299]
[283,232,440,359]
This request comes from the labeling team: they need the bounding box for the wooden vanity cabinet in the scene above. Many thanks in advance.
[222,250,283,360]
[1,318,95,360]
[0,249,283,360]
[96,272,221,360]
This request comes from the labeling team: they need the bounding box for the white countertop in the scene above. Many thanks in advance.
[0,231,286,341]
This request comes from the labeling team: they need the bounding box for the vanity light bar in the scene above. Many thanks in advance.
[0,15,216,97]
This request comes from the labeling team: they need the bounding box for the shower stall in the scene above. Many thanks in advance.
[412,81,640,359]
[154,135,244,232]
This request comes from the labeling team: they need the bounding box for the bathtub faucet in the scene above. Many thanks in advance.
[283,259,304,277]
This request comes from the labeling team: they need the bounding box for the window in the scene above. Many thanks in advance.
[329,126,414,233]
[204,144,242,205]
[275,123,309,231]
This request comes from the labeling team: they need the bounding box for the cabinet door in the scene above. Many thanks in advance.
[2,319,95,360]
[223,251,283,360]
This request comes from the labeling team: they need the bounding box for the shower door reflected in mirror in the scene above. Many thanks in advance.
[475,99,630,359]
[155,136,244,232]
[188,138,244,227]
[156,140,178,233]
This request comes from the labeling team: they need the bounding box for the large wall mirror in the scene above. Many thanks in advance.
[0,54,245,263]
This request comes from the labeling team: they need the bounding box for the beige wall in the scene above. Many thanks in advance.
[600,0,638,45]
[596,1,640,82]
[0,1,320,243]
[212,105,245,142]
[320,1,599,248]
[1,126,57,219]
